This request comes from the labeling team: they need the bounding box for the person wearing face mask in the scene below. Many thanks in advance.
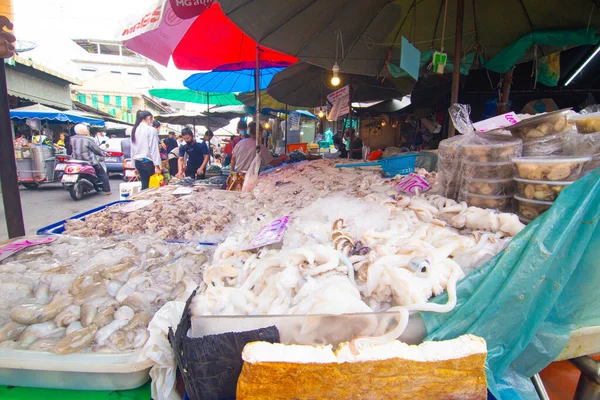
[131,110,162,190]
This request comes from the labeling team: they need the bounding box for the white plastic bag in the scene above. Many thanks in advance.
[242,151,261,193]
[138,301,186,400]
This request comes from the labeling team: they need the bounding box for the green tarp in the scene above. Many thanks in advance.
[485,29,600,73]
[422,168,600,399]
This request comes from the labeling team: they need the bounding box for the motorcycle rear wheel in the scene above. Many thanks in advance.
[68,183,84,201]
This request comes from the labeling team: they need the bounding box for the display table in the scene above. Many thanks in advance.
[0,382,150,400]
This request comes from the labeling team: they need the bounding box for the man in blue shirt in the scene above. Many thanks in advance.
[176,127,210,180]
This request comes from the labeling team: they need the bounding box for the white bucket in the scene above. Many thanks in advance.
[119,182,141,200]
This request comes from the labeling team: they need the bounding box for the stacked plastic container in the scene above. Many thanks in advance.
[505,109,592,223]
[568,112,600,174]
[459,133,522,212]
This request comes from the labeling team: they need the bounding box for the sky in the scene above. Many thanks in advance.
[12,0,192,85]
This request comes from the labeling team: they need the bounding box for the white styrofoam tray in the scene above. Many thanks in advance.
[0,348,152,391]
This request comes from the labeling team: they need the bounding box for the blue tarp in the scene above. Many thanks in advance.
[422,168,600,399]
[10,109,105,126]
[184,67,285,93]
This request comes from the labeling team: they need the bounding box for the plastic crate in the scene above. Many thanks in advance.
[287,143,308,153]
[36,200,132,235]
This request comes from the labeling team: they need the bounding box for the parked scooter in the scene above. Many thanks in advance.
[61,160,104,200]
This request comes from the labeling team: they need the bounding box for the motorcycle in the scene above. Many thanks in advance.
[61,160,104,200]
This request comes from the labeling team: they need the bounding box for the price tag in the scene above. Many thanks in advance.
[0,236,56,262]
[397,173,431,194]
[246,216,291,250]
[472,112,521,132]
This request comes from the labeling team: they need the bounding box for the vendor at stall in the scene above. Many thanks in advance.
[346,128,363,160]
[176,127,210,180]
[230,121,288,173]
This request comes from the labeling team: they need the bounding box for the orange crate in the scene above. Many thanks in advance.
[287,143,308,153]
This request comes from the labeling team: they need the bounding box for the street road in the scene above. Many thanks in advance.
[0,177,122,241]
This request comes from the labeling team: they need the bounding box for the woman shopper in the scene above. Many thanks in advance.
[131,110,161,190]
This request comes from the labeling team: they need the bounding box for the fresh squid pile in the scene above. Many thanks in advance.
[63,189,241,242]
[0,236,208,354]
[191,176,525,344]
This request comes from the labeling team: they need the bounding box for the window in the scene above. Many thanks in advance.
[91,94,99,109]
[121,47,139,58]
[127,72,142,76]
[115,96,122,108]
[99,44,120,56]
[111,71,121,74]
[77,94,87,104]
[103,95,111,107]
[126,96,133,110]
[81,67,97,74]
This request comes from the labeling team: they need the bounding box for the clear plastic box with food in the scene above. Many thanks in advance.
[568,112,600,134]
[514,195,554,221]
[513,156,592,181]
[463,133,522,163]
[464,178,515,196]
[522,133,567,157]
[584,154,600,174]
[514,178,572,202]
[505,109,574,141]
[463,193,513,212]
[464,160,515,179]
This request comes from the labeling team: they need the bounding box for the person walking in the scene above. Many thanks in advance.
[70,124,111,195]
[131,110,161,190]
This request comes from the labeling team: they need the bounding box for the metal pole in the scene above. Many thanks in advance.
[255,44,261,148]
[448,0,464,138]
[206,92,210,130]
[284,104,288,154]
[0,63,25,238]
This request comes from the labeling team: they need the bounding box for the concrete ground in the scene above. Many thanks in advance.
[0,176,122,241]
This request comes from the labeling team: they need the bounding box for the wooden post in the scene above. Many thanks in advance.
[448,0,465,138]
[496,68,514,115]
[0,63,25,238]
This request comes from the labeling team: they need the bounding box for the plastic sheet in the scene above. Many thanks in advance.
[422,168,600,399]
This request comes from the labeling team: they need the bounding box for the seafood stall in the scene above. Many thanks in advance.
[1,105,599,399]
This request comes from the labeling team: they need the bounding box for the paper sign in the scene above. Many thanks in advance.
[169,0,214,19]
[246,216,291,250]
[400,37,420,81]
[117,199,155,213]
[397,173,431,194]
[472,112,521,133]
[0,237,56,262]
[327,85,350,121]
[172,186,194,195]
[288,111,300,131]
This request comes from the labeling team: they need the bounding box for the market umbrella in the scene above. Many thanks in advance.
[266,62,404,107]
[148,89,242,106]
[155,111,230,128]
[121,1,297,70]
[236,91,311,111]
[218,0,600,77]
[184,65,285,93]
[10,104,105,126]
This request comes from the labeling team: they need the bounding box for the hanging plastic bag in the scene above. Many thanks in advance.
[242,151,261,193]
[149,173,164,188]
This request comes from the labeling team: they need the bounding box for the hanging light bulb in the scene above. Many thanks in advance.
[331,62,340,86]
[264,122,271,129]
[318,108,325,118]
[381,120,387,127]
